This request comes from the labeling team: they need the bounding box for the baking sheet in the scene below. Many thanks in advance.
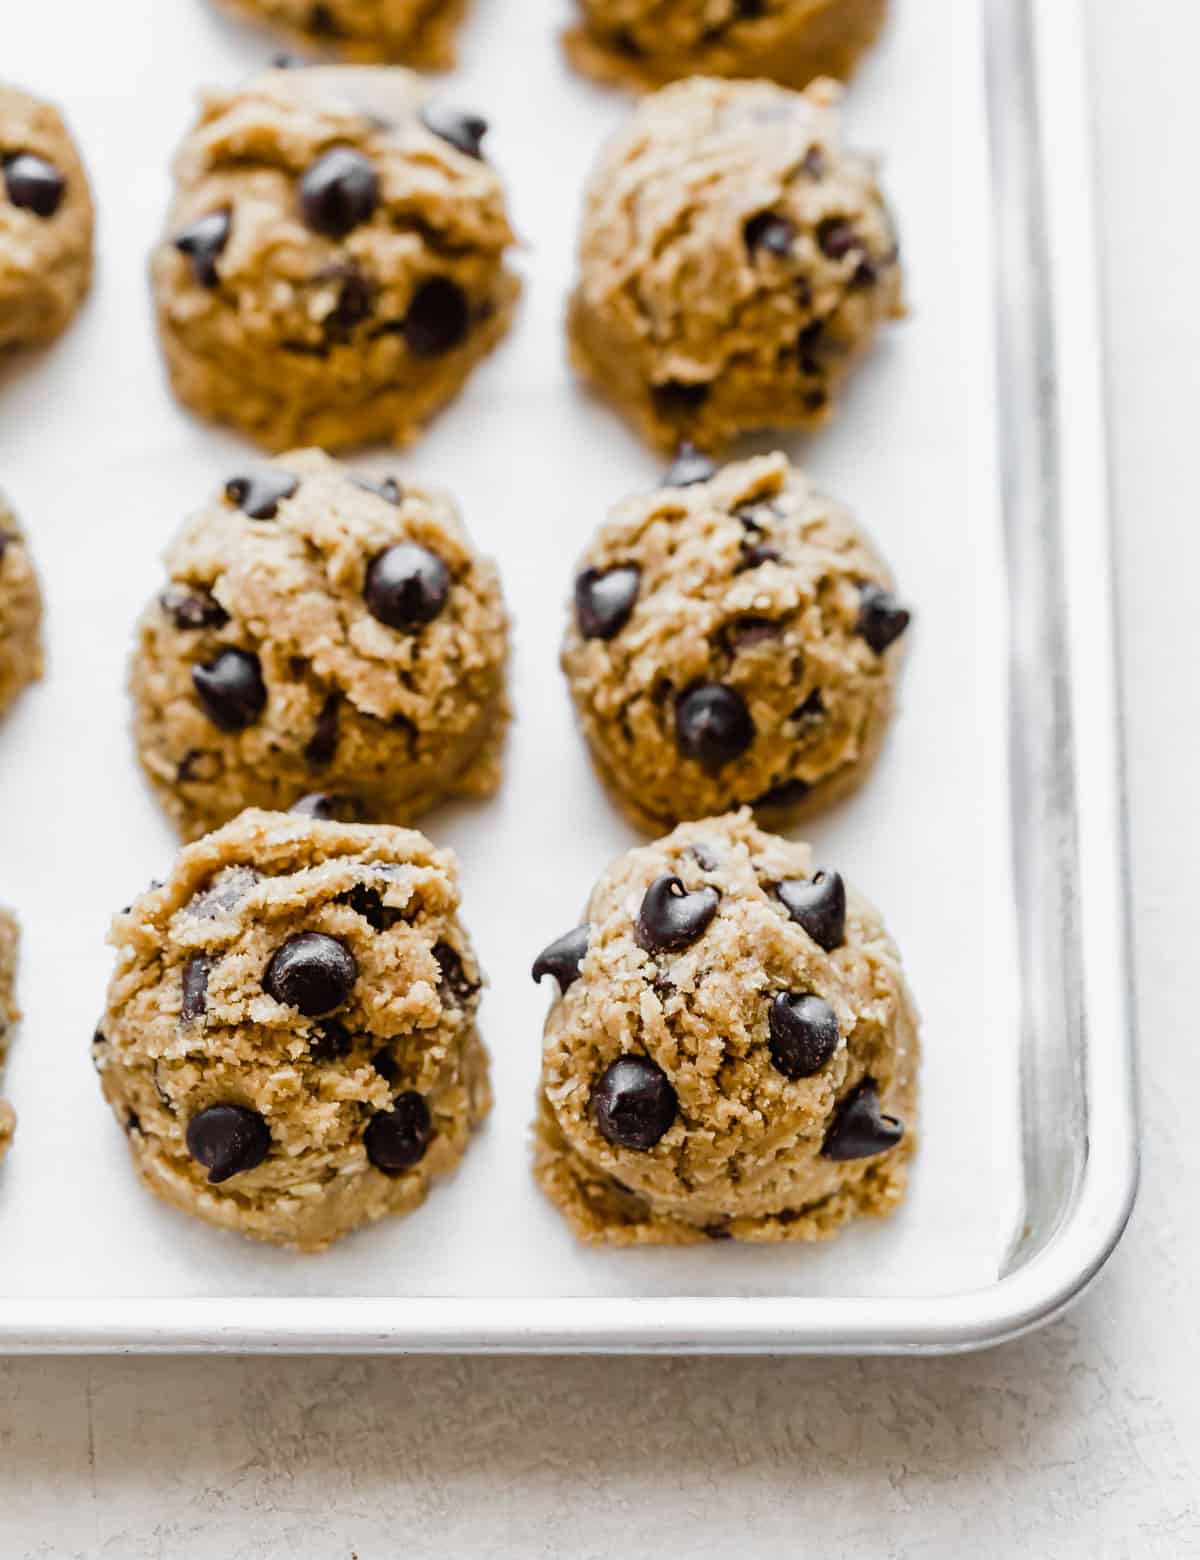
[0,0,1026,1322]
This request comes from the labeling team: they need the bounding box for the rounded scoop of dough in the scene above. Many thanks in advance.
[0,494,44,719]
[214,0,471,66]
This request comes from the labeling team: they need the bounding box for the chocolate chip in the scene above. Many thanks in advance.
[181,954,211,1022]
[688,842,719,872]
[304,692,340,767]
[851,256,879,290]
[173,209,231,287]
[322,270,372,343]
[802,146,827,179]
[372,1047,398,1084]
[310,1019,352,1061]
[3,152,66,217]
[365,1092,432,1173]
[816,217,860,260]
[792,689,824,722]
[753,777,811,810]
[822,1080,904,1160]
[299,146,379,238]
[433,942,479,1004]
[339,884,403,932]
[574,565,640,640]
[674,683,755,769]
[224,470,298,520]
[186,1104,270,1184]
[420,104,488,159]
[737,544,782,573]
[264,932,357,1016]
[354,476,403,505]
[591,1056,677,1151]
[663,443,716,488]
[768,992,839,1079]
[703,1221,733,1241]
[364,542,450,629]
[290,792,351,821]
[531,925,589,993]
[744,211,795,258]
[652,380,710,416]
[402,276,469,357]
[775,870,846,951]
[160,585,229,631]
[309,3,342,36]
[797,320,824,375]
[124,1110,141,1135]
[856,584,911,654]
[192,649,267,732]
[635,875,720,954]
[177,749,219,785]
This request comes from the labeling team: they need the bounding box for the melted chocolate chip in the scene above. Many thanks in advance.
[420,105,488,159]
[821,1080,904,1160]
[354,476,403,505]
[364,543,450,629]
[775,870,846,951]
[574,565,640,641]
[224,470,298,520]
[304,692,340,767]
[186,1104,270,1184]
[635,875,720,954]
[856,584,911,654]
[663,443,716,488]
[674,683,755,769]
[173,209,231,287]
[181,954,211,1021]
[768,992,840,1079]
[402,276,469,357]
[3,152,66,217]
[299,146,379,238]
[264,932,357,1016]
[591,1056,677,1151]
[433,942,479,1005]
[365,1092,432,1173]
[744,211,795,258]
[531,925,589,993]
[160,585,229,631]
[192,649,267,732]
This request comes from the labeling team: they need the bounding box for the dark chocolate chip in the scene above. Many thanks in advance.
[797,320,825,375]
[309,2,342,35]
[703,1221,733,1241]
[743,211,795,258]
[574,565,640,641]
[792,688,824,722]
[768,992,840,1079]
[652,380,710,416]
[816,216,860,260]
[365,1092,432,1173]
[304,692,340,767]
[531,925,589,993]
[3,152,66,217]
[310,1019,352,1061]
[635,875,720,954]
[173,209,231,288]
[420,104,488,160]
[821,1080,904,1160]
[736,544,782,573]
[674,683,755,770]
[224,470,298,520]
[124,1110,141,1135]
[160,585,229,631]
[856,584,911,654]
[591,1056,677,1151]
[186,1104,271,1184]
[290,792,351,821]
[181,954,211,1022]
[753,777,811,810]
[299,146,379,238]
[339,884,403,932]
[663,443,716,488]
[354,476,403,505]
[433,942,479,1004]
[322,270,373,343]
[264,932,357,1016]
[775,870,846,951]
[364,542,450,629]
[402,276,469,357]
[192,649,267,732]
[851,256,879,289]
[372,1046,398,1084]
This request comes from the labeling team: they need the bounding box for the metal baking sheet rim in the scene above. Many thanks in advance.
[0,0,1138,1356]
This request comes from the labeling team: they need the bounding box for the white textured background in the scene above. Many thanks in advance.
[1,4,1196,1556]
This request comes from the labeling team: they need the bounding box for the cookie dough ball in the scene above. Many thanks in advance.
[132,449,509,841]
[533,812,918,1245]
[566,0,887,92]
[0,86,93,352]
[0,495,44,718]
[567,76,902,453]
[0,909,19,1161]
[563,451,909,832]
[216,0,471,66]
[152,67,519,452]
[93,808,491,1249]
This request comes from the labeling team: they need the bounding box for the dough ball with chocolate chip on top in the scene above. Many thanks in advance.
[214,0,472,66]
[0,85,94,352]
[565,0,888,93]
[0,493,44,719]
[562,450,910,833]
[151,65,519,451]
[567,75,902,453]
[131,448,509,840]
[93,807,490,1249]
[532,810,918,1245]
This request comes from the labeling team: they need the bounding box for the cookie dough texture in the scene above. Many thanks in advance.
[0,909,19,1161]
[534,812,918,1244]
[567,76,903,453]
[563,452,907,832]
[93,808,491,1249]
[132,448,509,841]
[0,495,44,718]
[152,67,518,452]
[216,0,470,65]
[0,86,94,352]
[566,0,887,91]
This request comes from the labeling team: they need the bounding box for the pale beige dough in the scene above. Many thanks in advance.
[566,0,888,92]
[0,85,93,353]
[568,75,903,453]
[131,448,509,841]
[0,909,19,1161]
[151,66,519,452]
[214,0,471,65]
[0,495,44,719]
[563,452,909,833]
[93,808,491,1249]
[534,811,918,1245]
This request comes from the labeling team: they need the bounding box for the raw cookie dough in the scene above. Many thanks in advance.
[131,448,509,841]
[566,0,888,92]
[0,495,44,718]
[0,86,93,352]
[215,0,471,66]
[567,75,903,453]
[93,807,491,1249]
[152,66,519,452]
[532,811,918,1245]
[563,450,909,833]
[0,909,19,1161]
